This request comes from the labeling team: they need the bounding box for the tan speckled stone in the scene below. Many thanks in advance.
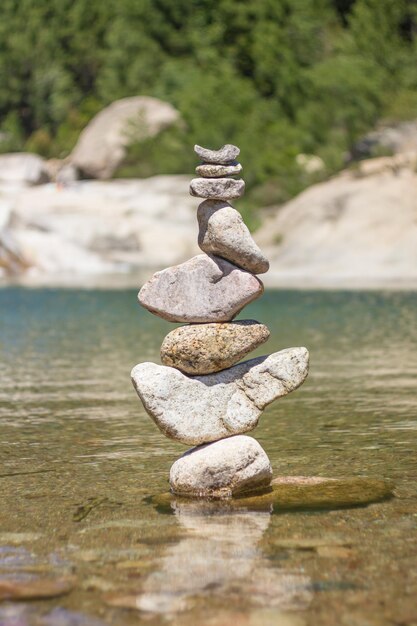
[160,320,270,374]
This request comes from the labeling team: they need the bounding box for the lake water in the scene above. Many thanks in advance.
[0,287,416,626]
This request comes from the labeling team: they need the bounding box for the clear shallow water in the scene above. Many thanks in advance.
[0,288,416,626]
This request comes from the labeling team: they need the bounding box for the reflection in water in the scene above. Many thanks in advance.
[136,501,312,615]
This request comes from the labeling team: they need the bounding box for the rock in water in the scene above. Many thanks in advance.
[138,254,263,323]
[195,162,242,178]
[160,320,270,375]
[190,178,245,200]
[169,436,272,497]
[194,144,240,165]
[131,348,309,445]
[198,200,269,274]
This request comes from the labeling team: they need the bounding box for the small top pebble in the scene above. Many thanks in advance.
[194,144,240,165]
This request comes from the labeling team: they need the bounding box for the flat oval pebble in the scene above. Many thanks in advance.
[190,178,245,200]
[195,162,242,178]
[198,200,269,274]
[160,320,270,375]
[194,143,240,165]
[0,576,76,601]
[138,254,263,323]
[131,347,309,445]
[169,435,272,498]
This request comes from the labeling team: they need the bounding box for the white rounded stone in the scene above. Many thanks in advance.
[169,435,272,498]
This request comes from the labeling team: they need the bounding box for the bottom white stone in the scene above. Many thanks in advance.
[169,435,272,498]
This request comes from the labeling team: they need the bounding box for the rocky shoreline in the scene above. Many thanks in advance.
[1,153,417,290]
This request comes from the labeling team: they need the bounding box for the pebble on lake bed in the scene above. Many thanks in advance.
[160,320,270,375]
[169,435,272,498]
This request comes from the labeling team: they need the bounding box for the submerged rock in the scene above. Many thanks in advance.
[238,476,394,511]
[194,144,240,165]
[169,435,272,498]
[131,348,309,445]
[138,254,263,323]
[160,320,270,375]
[152,476,394,512]
[198,200,269,274]
[190,178,245,200]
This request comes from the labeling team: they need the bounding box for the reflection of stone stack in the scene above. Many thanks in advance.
[131,144,309,498]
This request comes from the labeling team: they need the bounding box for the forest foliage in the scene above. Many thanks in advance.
[0,0,416,211]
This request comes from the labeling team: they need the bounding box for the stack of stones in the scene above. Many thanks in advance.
[131,144,309,498]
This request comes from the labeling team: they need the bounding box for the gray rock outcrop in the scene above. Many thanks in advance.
[131,142,309,497]
[71,96,180,179]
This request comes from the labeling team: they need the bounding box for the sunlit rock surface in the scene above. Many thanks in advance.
[138,254,263,323]
[131,348,309,445]
[160,320,270,375]
[169,436,272,497]
[198,200,269,274]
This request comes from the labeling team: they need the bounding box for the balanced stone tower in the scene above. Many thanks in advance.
[131,144,309,498]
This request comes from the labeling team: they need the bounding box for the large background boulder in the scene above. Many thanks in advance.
[351,120,417,160]
[70,96,180,179]
[256,154,417,288]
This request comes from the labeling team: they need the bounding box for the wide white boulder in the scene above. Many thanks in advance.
[131,348,309,445]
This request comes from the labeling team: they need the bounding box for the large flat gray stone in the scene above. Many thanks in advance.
[194,144,240,165]
[190,178,245,200]
[169,436,272,497]
[138,254,263,323]
[131,348,309,445]
[198,200,269,274]
[160,320,270,374]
